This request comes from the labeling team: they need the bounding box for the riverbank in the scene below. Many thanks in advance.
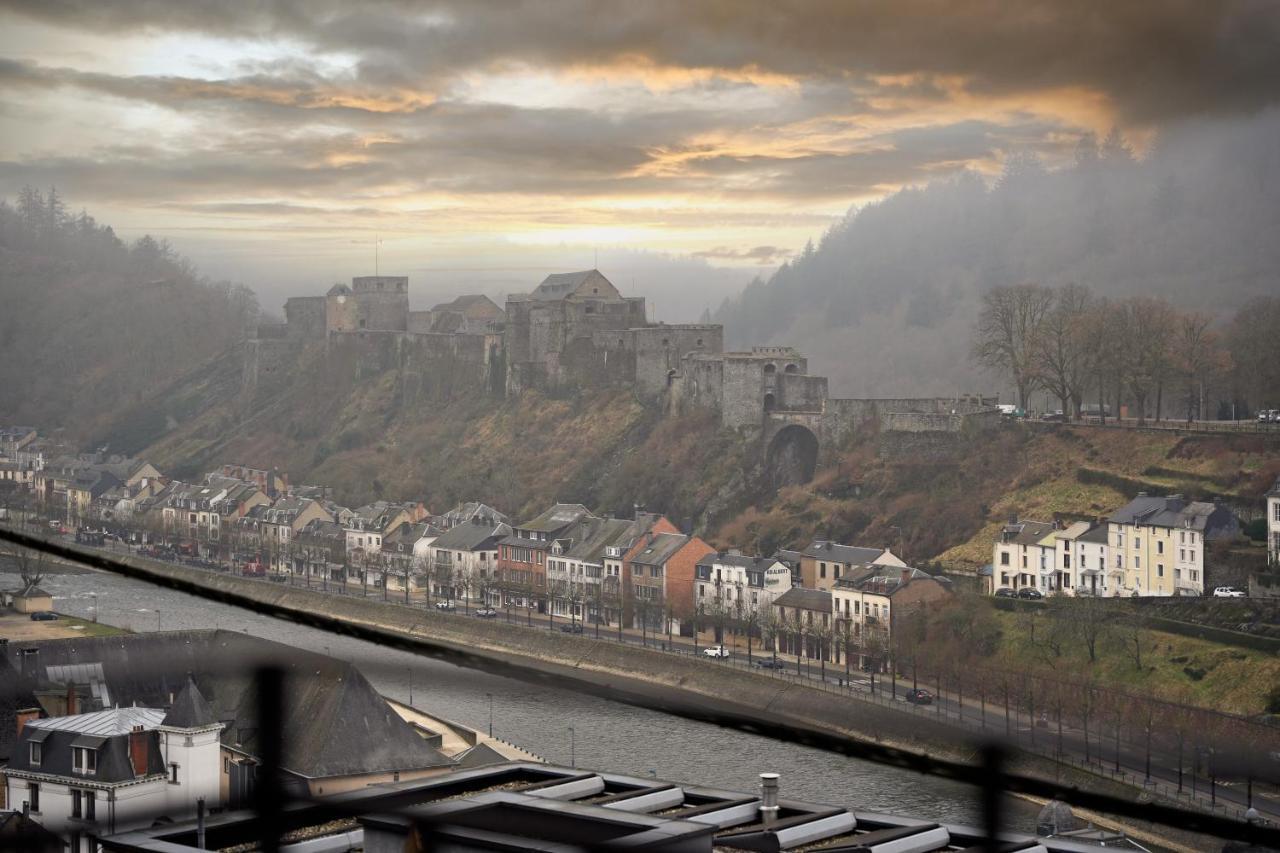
[12,535,1242,851]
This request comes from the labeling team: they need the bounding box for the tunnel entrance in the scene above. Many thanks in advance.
[766,424,819,489]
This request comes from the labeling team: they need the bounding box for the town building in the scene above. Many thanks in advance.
[427,517,508,603]
[992,519,1058,593]
[5,686,223,853]
[798,540,905,590]
[623,530,715,635]
[1107,494,1239,597]
[496,503,591,612]
[544,515,635,623]
[694,552,792,640]
[770,587,834,663]
[831,567,952,671]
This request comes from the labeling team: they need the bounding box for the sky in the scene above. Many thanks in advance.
[2,1,1279,317]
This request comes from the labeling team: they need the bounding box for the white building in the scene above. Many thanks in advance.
[5,681,223,852]
[694,552,793,629]
[427,518,509,602]
[991,519,1057,593]
[1268,477,1280,568]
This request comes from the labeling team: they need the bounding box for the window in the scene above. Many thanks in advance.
[27,782,39,812]
[819,563,827,579]
[169,762,180,784]
[1157,541,1164,555]
[1157,564,1164,578]
[224,757,231,773]
[1134,538,1141,550]
[1062,553,1070,568]
[72,789,96,819]
[1000,552,1009,566]
[1134,556,1141,569]
[72,746,97,775]
[29,740,40,765]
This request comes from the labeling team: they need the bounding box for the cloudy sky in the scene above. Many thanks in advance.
[2,1,1278,314]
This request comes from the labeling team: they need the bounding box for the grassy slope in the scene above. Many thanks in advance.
[989,606,1279,715]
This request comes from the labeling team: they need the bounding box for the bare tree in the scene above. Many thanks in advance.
[1117,296,1175,425]
[1033,283,1093,418]
[972,284,1055,410]
[1171,311,1229,423]
[1082,296,1122,423]
[4,541,48,589]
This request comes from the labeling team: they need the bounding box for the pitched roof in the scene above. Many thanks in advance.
[773,587,833,612]
[162,677,218,728]
[629,532,690,566]
[438,501,509,529]
[562,517,635,562]
[453,741,510,769]
[1268,477,1280,498]
[1109,494,1238,538]
[1077,523,1109,544]
[1000,519,1057,546]
[801,540,884,565]
[431,520,510,551]
[26,706,166,735]
[517,503,591,534]
[530,269,619,302]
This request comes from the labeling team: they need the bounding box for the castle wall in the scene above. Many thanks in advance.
[721,359,767,430]
[285,296,327,339]
[774,372,827,412]
[326,292,358,333]
[408,311,436,334]
[630,326,722,396]
[325,330,499,403]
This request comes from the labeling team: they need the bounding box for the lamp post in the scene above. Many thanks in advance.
[569,726,575,769]
[486,692,493,738]
[156,610,161,632]
[408,668,413,706]
[90,593,97,624]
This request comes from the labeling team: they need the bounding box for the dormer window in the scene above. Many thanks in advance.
[29,741,41,765]
[72,746,97,775]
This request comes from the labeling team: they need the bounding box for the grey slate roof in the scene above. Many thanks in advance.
[453,741,510,769]
[10,709,168,783]
[516,503,591,535]
[531,270,597,301]
[162,677,217,728]
[562,517,634,562]
[431,519,510,552]
[1078,523,1109,544]
[26,706,165,735]
[801,540,883,565]
[1000,520,1056,545]
[773,587,833,613]
[1268,477,1280,498]
[1109,494,1239,539]
[0,649,40,764]
[629,532,690,567]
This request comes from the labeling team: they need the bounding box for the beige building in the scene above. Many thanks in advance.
[831,567,952,670]
[1268,477,1280,568]
[1107,494,1239,597]
[799,540,905,591]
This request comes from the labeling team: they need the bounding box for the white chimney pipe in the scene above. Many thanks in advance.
[759,772,779,825]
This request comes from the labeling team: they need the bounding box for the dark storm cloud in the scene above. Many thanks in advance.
[6,0,1280,123]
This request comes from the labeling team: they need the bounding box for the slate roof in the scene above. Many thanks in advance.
[162,677,217,728]
[10,709,169,784]
[773,587,833,613]
[453,741,510,769]
[438,501,509,529]
[1109,494,1239,539]
[630,532,691,567]
[432,519,510,552]
[517,503,591,534]
[26,706,165,735]
[1000,519,1056,545]
[1268,477,1280,498]
[0,809,62,852]
[696,553,780,572]
[841,566,951,597]
[16,584,50,599]
[12,631,452,780]
[0,648,40,764]
[562,517,634,562]
[531,270,598,301]
[801,540,884,565]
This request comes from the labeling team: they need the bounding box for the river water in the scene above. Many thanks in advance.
[1,560,1040,830]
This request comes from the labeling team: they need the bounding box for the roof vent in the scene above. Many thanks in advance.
[759,773,780,825]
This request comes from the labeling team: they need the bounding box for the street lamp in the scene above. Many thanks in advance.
[90,593,97,624]
[156,610,161,632]
[568,726,575,769]
[486,692,493,738]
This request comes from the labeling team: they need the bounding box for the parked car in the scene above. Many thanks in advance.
[559,623,584,634]
[702,645,731,659]
[1212,586,1245,598]
[1017,587,1044,600]
[474,608,498,618]
[30,611,59,621]
[1040,411,1067,422]
[754,658,786,669]
[994,587,1017,598]
[905,688,933,705]
[434,601,456,612]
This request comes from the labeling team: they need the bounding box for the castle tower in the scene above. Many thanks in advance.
[351,276,409,331]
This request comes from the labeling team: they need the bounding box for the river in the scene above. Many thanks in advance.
[2,559,1041,830]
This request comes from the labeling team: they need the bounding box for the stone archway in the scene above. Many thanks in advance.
[766,423,819,488]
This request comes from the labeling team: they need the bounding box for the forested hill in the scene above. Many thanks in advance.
[715,110,1280,398]
[0,189,258,440]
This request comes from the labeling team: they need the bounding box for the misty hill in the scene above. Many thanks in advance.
[715,110,1280,397]
[0,188,258,438]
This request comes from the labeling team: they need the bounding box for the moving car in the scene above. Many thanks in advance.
[1040,411,1067,423]
[434,601,457,612]
[1212,586,1245,598]
[559,623,584,634]
[1017,587,1044,600]
[702,645,731,659]
[905,688,933,705]
[30,611,59,621]
[473,608,498,618]
[994,587,1017,598]
[753,658,787,669]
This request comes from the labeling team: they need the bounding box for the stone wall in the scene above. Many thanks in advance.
[284,296,326,339]
[352,276,410,331]
[325,330,500,402]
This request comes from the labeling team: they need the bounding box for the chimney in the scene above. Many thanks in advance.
[19,647,38,680]
[15,707,40,739]
[129,725,149,777]
[900,568,912,586]
[66,683,77,716]
[759,773,780,825]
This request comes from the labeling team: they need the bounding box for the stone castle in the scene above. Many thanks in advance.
[249,270,997,484]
